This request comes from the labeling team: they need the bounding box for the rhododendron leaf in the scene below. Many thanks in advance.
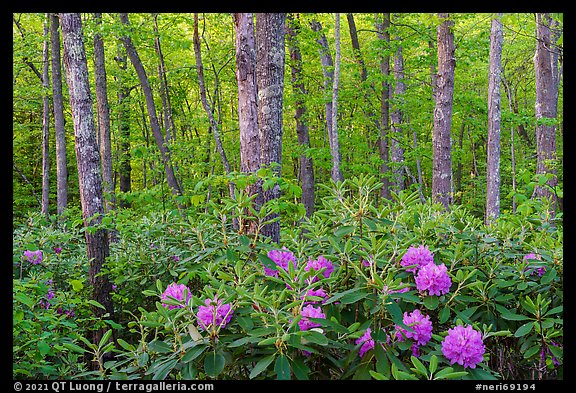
[249,354,275,379]
[274,354,291,380]
[514,322,534,337]
[188,324,203,342]
[204,352,225,377]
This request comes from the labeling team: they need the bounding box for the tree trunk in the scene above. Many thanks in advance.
[153,13,176,143]
[93,13,115,213]
[485,14,503,225]
[114,44,132,206]
[432,13,456,210]
[390,38,406,192]
[286,13,315,218]
[193,13,235,201]
[330,13,344,183]
[41,14,50,217]
[375,13,392,201]
[119,13,183,202]
[256,13,286,243]
[233,13,263,227]
[60,12,114,368]
[533,13,558,212]
[310,19,338,179]
[50,13,68,216]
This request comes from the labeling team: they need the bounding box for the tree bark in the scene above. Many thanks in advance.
[485,14,503,225]
[233,12,263,223]
[114,44,132,205]
[93,13,115,213]
[286,13,315,217]
[390,38,406,192]
[256,13,286,243]
[193,13,235,201]
[50,13,68,216]
[60,12,114,367]
[41,14,50,217]
[533,13,558,212]
[119,13,183,203]
[432,13,456,210]
[375,13,392,201]
[330,13,344,183]
[153,13,176,143]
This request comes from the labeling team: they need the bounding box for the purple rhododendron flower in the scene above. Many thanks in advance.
[523,253,546,277]
[305,256,334,281]
[395,309,433,346]
[53,247,62,254]
[264,248,297,277]
[23,250,43,265]
[161,283,192,310]
[441,325,485,369]
[298,305,325,331]
[197,296,233,331]
[415,263,452,296]
[301,287,328,305]
[356,328,375,358]
[355,327,390,358]
[401,245,434,273]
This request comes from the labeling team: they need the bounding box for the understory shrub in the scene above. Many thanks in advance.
[13,175,563,380]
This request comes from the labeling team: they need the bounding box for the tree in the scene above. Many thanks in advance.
[375,13,392,201]
[432,13,456,210]
[256,13,286,243]
[330,13,344,183]
[41,14,50,217]
[59,12,114,365]
[390,35,406,192]
[533,13,559,213]
[114,43,132,206]
[50,13,68,216]
[93,13,114,213]
[286,13,315,217]
[193,13,235,202]
[485,13,503,225]
[119,13,183,202]
[233,12,263,226]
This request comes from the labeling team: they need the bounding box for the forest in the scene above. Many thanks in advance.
[13,13,563,381]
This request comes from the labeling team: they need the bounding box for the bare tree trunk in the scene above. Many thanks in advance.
[60,12,114,369]
[41,14,50,217]
[485,14,503,225]
[390,37,406,192]
[119,13,183,203]
[50,13,68,216]
[93,13,115,213]
[310,19,339,180]
[533,13,558,213]
[193,13,235,201]
[256,13,286,243]
[152,13,176,143]
[330,13,344,183]
[286,13,315,218]
[114,44,132,206]
[375,13,391,201]
[432,13,455,210]
[233,13,263,228]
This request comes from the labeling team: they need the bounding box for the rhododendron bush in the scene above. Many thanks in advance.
[13,176,563,380]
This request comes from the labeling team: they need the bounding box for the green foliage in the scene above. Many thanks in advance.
[13,176,562,379]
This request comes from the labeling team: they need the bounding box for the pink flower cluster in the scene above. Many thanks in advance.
[441,324,485,368]
[264,248,298,277]
[305,256,334,281]
[401,245,434,273]
[395,309,433,356]
[23,250,43,265]
[197,296,234,331]
[415,262,452,296]
[523,253,546,277]
[161,283,192,310]
[356,327,390,358]
[400,245,452,296]
[298,305,325,331]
